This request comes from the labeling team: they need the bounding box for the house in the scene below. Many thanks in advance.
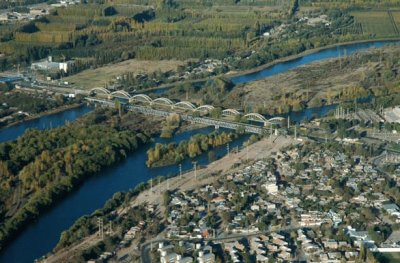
[197,251,215,263]
[161,252,179,263]
[323,239,338,250]
[263,182,278,194]
[382,203,400,218]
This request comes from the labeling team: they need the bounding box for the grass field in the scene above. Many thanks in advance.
[391,11,400,31]
[64,59,185,88]
[352,11,398,37]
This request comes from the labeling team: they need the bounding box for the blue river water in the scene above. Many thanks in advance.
[0,105,92,143]
[231,40,400,84]
[0,126,247,263]
[0,39,399,262]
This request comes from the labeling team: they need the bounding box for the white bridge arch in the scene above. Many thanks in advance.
[174,101,196,110]
[268,117,285,123]
[222,109,241,116]
[111,90,131,99]
[196,105,215,112]
[153,97,174,106]
[90,87,111,95]
[244,113,268,123]
[130,94,152,103]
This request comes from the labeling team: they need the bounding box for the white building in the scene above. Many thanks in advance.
[264,182,278,194]
[31,57,74,73]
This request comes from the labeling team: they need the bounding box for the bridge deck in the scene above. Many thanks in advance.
[86,98,268,135]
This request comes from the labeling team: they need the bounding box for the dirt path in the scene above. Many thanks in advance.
[127,135,297,213]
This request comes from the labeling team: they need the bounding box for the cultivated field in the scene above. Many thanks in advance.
[64,59,185,88]
[352,11,399,37]
[391,11,400,29]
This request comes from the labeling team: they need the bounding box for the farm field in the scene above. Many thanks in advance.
[391,11,400,29]
[352,11,399,37]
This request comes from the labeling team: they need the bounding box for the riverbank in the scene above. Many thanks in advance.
[228,37,400,80]
[140,37,400,94]
[146,132,237,168]
[40,135,298,263]
[0,124,150,252]
[223,43,400,117]
[0,103,84,132]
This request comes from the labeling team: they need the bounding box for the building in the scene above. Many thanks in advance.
[384,107,400,123]
[31,57,74,73]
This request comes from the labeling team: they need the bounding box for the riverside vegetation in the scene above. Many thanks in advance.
[146,131,236,167]
[0,108,149,250]
[1,0,390,86]
[166,46,400,117]
[0,84,84,128]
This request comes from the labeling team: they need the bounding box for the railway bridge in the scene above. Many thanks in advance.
[85,97,282,135]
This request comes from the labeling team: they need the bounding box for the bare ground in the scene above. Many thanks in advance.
[224,46,400,115]
[65,59,186,88]
[125,135,297,215]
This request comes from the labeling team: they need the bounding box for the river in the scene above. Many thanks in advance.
[231,40,400,84]
[0,125,248,263]
[0,105,92,143]
[0,39,399,262]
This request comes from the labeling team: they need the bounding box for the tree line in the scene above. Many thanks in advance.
[0,123,148,250]
[146,132,235,167]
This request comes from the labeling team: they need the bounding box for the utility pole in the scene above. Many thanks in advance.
[108,221,112,235]
[97,218,104,240]
[287,116,290,130]
[167,178,170,190]
[246,143,249,161]
[179,163,182,179]
[270,124,273,138]
[192,161,197,180]
[150,177,153,192]
[294,125,297,140]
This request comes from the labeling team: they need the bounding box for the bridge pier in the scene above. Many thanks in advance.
[215,125,220,130]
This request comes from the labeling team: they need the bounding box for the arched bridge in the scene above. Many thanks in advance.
[87,89,286,130]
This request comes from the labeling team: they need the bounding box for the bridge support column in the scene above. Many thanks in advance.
[215,125,220,130]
